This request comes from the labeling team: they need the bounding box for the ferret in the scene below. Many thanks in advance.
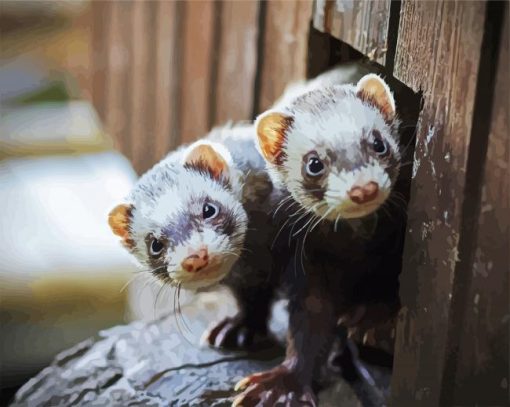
[108,125,282,349]
[233,74,406,406]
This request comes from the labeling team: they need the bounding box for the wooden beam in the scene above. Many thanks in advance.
[179,0,216,144]
[391,1,489,405]
[152,0,181,164]
[445,7,509,405]
[212,1,260,126]
[313,0,391,65]
[104,1,134,162]
[256,0,314,113]
[130,0,158,174]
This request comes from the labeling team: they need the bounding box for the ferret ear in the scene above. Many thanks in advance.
[255,111,294,166]
[183,142,230,180]
[356,74,396,122]
[108,203,133,244]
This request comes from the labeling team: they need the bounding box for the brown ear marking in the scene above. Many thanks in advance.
[256,112,294,166]
[184,144,229,180]
[108,203,133,239]
[356,74,396,122]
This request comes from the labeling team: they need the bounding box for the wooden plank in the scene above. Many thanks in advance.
[130,0,157,174]
[256,0,314,113]
[313,0,391,65]
[390,2,487,405]
[104,0,134,160]
[91,1,111,122]
[178,0,216,143]
[450,10,509,405]
[213,0,259,125]
[152,0,180,163]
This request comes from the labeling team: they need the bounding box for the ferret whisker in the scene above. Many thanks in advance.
[310,206,334,233]
[289,205,308,218]
[173,285,185,341]
[153,282,167,320]
[272,196,296,218]
[238,246,253,255]
[291,210,317,238]
[120,273,145,294]
[300,212,318,274]
[289,210,314,241]
[273,200,299,220]
[334,213,342,233]
[177,284,192,334]
[272,215,294,249]
[172,285,194,346]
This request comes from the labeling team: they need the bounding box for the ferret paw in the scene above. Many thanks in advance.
[232,365,317,407]
[202,316,271,350]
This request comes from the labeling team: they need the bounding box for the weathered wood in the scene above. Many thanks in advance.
[11,293,391,406]
[390,2,488,405]
[90,1,111,123]
[104,0,133,160]
[130,0,157,174]
[313,0,391,65]
[450,10,509,405]
[179,1,216,143]
[213,0,259,126]
[152,0,180,164]
[256,0,313,113]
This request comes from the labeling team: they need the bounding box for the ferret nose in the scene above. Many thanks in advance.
[181,248,209,273]
[348,182,379,204]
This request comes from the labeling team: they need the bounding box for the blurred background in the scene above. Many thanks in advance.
[0,0,312,402]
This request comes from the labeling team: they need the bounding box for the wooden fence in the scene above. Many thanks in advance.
[91,0,312,174]
[90,1,508,405]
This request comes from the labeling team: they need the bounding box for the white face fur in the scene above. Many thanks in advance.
[256,74,400,222]
[109,142,248,290]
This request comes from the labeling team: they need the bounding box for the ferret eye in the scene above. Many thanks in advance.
[150,238,165,256]
[202,202,219,220]
[306,156,325,176]
[371,130,388,155]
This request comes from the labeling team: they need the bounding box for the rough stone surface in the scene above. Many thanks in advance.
[11,291,389,406]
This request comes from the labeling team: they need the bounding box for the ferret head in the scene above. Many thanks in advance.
[108,141,248,290]
[256,74,400,221]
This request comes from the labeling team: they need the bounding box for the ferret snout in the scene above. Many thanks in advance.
[348,182,379,205]
[181,247,209,273]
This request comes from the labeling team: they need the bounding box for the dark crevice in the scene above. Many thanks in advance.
[385,0,401,75]
[251,0,267,118]
[143,346,283,390]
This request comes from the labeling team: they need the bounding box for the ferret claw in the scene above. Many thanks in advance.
[203,315,271,350]
[232,395,244,407]
[232,366,317,407]
[234,377,251,392]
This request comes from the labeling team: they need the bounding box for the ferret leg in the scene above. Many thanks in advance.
[205,280,275,350]
[233,274,336,406]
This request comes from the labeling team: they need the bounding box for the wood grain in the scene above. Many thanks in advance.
[179,0,216,143]
[152,0,180,164]
[91,1,111,122]
[104,0,134,160]
[313,0,391,65]
[213,0,259,125]
[130,0,157,174]
[450,10,509,405]
[256,0,314,113]
[390,2,487,405]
